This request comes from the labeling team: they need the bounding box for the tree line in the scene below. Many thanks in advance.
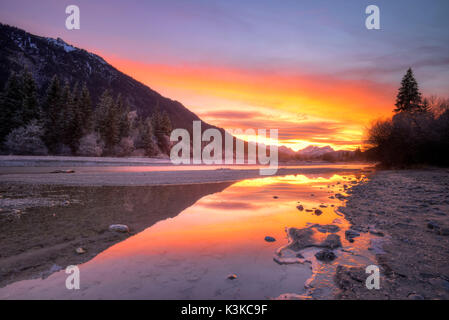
[366,68,449,167]
[0,70,172,157]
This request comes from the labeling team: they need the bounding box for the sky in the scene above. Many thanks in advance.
[1,0,449,150]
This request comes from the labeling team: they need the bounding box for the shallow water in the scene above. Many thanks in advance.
[0,163,368,174]
[0,170,378,299]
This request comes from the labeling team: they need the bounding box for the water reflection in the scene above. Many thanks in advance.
[0,182,232,287]
[0,171,376,299]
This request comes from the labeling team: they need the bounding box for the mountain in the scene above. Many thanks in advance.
[0,23,217,133]
[297,145,334,157]
[278,145,297,156]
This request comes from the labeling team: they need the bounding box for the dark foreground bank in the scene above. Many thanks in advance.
[336,169,449,299]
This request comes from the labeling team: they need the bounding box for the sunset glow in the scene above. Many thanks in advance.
[1,0,448,151]
[103,55,395,150]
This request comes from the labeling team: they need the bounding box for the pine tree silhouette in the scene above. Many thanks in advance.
[394,68,424,113]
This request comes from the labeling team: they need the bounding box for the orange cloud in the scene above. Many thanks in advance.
[100,53,397,150]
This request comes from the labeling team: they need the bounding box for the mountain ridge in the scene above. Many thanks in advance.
[0,22,219,134]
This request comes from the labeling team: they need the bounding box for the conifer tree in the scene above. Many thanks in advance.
[95,90,112,145]
[116,94,130,139]
[20,69,40,125]
[141,118,156,156]
[160,110,172,135]
[151,106,163,134]
[42,75,63,152]
[59,81,74,150]
[63,83,84,153]
[78,83,93,133]
[95,90,120,152]
[0,72,23,142]
[395,68,424,113]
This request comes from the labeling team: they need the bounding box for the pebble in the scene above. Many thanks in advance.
[75,247,86,254]
[407,293,424,300]
[345,229,361,240]
[427,221,440,230]
[315,249,336,262]
[109,224,130,233]
[264,236,276,242]
[50,170,75,174]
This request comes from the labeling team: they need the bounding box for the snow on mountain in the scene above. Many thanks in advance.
[45,37,77,52]
[297,145,334,157]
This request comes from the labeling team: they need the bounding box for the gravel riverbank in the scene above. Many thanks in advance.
[336,169,449,299]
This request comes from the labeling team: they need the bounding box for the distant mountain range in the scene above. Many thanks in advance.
[279,145,333,156]
[278,144,358,161]
[0,23,219,133]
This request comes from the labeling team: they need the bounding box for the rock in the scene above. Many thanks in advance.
[75,247,86,254]
[296,253,304,259]
[334,265,368,291]
[319,204,327,208]
[314,209,323,215]
[345,229,361,241]
[286,227,342,251]
[264,236,276,242]
[305,209,313,212]
[313,224,340,233]
[109,224,129,233]
[322,234,342,249]
[287,228,317,250]
[427,221,440,230]
[335,193,346,200]
[407,293,424,300]
[315,249,336,262]
[296,205,304,211]
[50,169,75,173]
[227,274,237,280]
[273,196,279,199]
[429,278,449,292]
[369,229,384,237]
[351,225,368,233]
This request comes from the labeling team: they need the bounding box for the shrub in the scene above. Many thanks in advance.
[114,137,135,157]
[77,132,104,156]
[4,120,48,155]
